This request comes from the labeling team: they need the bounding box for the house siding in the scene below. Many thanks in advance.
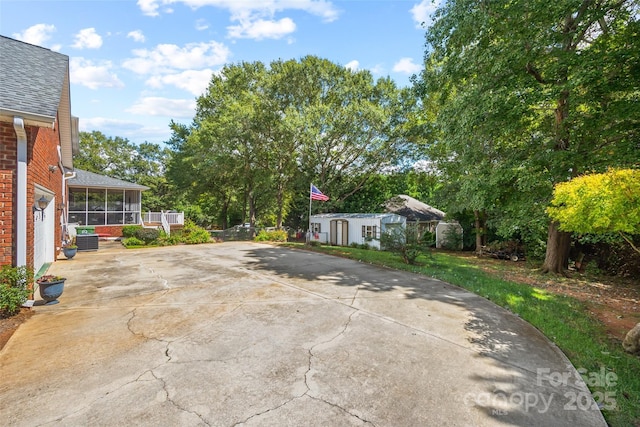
[310,214,406,249]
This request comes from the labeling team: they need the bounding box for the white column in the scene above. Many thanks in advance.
[14,117,27,267]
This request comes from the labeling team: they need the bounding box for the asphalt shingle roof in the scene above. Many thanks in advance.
[68,169,149,191]
[384,195,445,222]
[0,35,69,119]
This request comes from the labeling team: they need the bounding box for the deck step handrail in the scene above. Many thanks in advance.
[161,211,171,236]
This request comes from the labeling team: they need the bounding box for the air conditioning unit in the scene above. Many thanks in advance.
[76,234,99,251]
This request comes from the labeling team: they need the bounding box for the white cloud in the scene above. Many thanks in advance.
[72,28,103,49]
[80,117,144,132]
[13,24,56,47]
[137,0,162,17]
[195,19,209,31]
[146,69,214,96]
[79,116,172,143]
[138,0,339,20]
[137,0,339,40]
[393,57,421,74]
[126,97,196,118]
[370,64,385,75]
[228,17,295,40]
[410,0,440,29]
[344,60,359,71]
[122,41,230,75]
[127,30,146,43]
[70,57,124,89]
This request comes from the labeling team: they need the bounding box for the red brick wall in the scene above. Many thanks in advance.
[95,225,124,237]
[0,119,63,268]
[0,122,17,266]
[27,124,64,265]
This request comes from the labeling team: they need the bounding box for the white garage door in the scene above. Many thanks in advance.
[34,193,55,275]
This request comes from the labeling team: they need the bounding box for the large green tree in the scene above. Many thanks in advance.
[415,0,640,273]
[168,56,415,229]
[75,131,172,211]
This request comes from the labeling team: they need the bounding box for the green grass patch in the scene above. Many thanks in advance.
[282,243,639,426]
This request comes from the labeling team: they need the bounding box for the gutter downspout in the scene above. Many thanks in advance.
[13,117,27,267]
[58,146,76,243]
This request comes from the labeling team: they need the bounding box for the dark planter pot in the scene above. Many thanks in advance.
[63,247,77,259]
[38,280,65,305]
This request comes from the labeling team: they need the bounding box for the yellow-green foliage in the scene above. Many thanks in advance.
[254,229,288,242]
[547,169,640,235]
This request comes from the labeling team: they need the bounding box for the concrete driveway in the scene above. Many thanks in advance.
[0,242,606,426]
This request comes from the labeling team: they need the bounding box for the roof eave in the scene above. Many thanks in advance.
[0,108,56,128]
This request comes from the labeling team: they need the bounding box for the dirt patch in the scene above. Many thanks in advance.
[0,308,34,351]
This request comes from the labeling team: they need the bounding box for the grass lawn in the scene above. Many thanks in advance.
[283,243,640,427]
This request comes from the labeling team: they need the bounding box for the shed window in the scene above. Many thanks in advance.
[362,225,377,239]
[310,222,321,233]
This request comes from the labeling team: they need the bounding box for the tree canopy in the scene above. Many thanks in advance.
[75,131,173,211]
[167,56,418,229]
[414,0,640,272]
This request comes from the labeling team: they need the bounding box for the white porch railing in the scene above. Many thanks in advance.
[143,211,184,225]
[142,211,185,235]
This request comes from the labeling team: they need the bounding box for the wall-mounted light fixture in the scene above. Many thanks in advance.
[48,165,58,173]
[33,195,51,220]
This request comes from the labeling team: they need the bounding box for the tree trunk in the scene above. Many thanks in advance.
[276,184,284,229]
[541,221,572,274]
[474,210,487,253]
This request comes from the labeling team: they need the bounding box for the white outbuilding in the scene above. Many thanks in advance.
[309,213,406,249]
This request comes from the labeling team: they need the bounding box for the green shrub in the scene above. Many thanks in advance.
[182,229,211,244]
[122,237,145,248]
[254,229,288,242]
[380,224,432,265]
[134,227,160,244]
[0,265,33,318]
[122,225,142,238]
[155,231,181,246]
[180,221,211,244]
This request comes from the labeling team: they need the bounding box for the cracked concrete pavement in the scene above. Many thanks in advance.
[0,241,606,426]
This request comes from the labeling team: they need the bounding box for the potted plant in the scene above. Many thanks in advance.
[36,275,66,305]
[62,237,78,259]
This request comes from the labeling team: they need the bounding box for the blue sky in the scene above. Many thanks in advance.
[1,0,440,144]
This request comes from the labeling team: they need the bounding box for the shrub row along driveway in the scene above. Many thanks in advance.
[0,242,605,426]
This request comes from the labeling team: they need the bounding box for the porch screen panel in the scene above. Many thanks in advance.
[87,189,106,225]
[68,188,87,225]
[107,189,124,224]
[124,190,140,224]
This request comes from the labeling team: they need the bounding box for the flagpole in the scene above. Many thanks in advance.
[307,183,313,244]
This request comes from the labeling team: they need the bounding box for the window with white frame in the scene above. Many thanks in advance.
[310,222,321,233]
[362,225,377,240]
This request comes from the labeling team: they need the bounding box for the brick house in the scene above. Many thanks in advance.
[0,35,78,274]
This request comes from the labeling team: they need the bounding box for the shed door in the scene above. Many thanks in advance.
[330,220,349,246]
[34,195,55,274]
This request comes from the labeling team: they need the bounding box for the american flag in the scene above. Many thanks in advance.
[310,184,329,201]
